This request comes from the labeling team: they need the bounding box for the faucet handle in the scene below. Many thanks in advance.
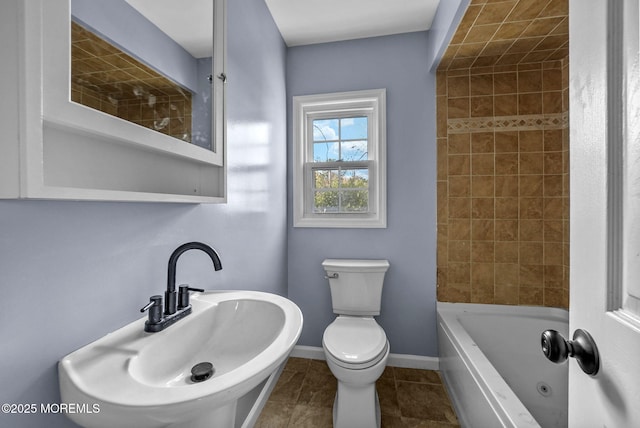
[178,285,204,310]
[141,295,163,324]
[140,295,162,312]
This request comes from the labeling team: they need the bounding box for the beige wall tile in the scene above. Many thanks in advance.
[519,130,544,152]
[495,263,520,286]
[449,133,471,153]
[470,74,494,95]
[496,241,519,263]
[494,72,518,94]
[448,98,470,118]
[520,152,544,174]
[544,220,563,242]
[495,154,519,175]
[520,175,543,196]
[477,2,518,25]
[495,131,519,152]
[471,219,495,241]
[448,219,471,240]
[519,286,543,305]
[520,197,544,219]
[449,241,471,262]
[496,197,519,219]
[520,263,543,286]
[449,198,471,219]
[472,176,495,197]
[544,175,563,197]
[449,176,471,197]
[518,93,543,114]
[448,263,471,284]
[518,69,543,93]
[494,94,518,116]
[472,241,495,262]
[520,219,543,241]
[471,96,494,117]
[543,92,563,114]
[495,220,519,241]
[471,132,495,153]
[472,154,495,175]
[495,284,519,304]
[471,198,495,219]
[448,75,470,98]
[495,175,519,196]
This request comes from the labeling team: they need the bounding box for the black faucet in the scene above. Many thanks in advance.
[166,242,222,314]
[140,242,222,332]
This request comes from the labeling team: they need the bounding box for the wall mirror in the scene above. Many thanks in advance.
[0,0,227,202]
[70,0,223,153]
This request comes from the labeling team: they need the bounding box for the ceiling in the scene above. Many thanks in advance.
[120,0,567,67]
[264,0,441,47]
[438,0,569,70]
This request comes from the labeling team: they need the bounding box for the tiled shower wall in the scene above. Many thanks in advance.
[436,59,569,309]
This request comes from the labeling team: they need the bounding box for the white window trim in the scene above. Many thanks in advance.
[293,89,387,228]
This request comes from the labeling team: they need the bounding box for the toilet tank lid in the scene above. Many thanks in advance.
[322,259,390,272]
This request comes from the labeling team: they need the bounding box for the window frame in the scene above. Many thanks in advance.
[293,89,386,228]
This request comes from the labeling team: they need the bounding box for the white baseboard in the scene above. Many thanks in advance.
[290,345,439,371]
[289,345,326,360]
[387,353,439,370]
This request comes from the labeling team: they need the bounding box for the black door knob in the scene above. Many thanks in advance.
[541,329,600,376]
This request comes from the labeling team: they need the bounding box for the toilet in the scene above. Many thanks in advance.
[321,259,390,428]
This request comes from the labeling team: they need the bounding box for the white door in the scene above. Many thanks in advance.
[570,0,640,426]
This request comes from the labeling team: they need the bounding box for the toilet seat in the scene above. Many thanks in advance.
[323,317,388,369]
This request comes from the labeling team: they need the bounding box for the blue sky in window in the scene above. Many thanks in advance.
[313,117,367,141]
[313,117,368,162]
[313,119,339,141]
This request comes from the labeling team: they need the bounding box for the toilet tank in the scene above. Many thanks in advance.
[322,259,390,316]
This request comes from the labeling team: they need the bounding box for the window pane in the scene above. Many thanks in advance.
[314,191,339,213]
[341,169,369,188]
[340,117,367,140]
[313,190,369,213]
[341,140,368,161]
[313,142,339,162]
[314,169,339,189]
[313,119,339,141]
[342,190,369,212]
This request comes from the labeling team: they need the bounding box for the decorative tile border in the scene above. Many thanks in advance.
[448,112,568,134]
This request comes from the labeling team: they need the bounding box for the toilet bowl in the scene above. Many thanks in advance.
[321,259,390,428]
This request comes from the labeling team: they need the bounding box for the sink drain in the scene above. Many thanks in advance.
[536,381,552,397]
[191,362,214,383]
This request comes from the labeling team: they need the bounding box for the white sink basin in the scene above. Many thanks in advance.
[59,291,303,428]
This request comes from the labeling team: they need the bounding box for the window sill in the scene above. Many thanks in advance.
[293,214,386,229]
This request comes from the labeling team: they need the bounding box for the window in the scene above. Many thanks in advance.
[293,89,386,228]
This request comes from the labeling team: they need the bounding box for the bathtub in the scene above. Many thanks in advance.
[437,302,568,428]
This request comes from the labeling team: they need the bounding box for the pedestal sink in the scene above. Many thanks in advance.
[59,291,303,428]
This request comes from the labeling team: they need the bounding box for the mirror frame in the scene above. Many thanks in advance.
[0,0,226,203]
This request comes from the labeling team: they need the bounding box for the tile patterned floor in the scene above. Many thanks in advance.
[255,357,460,427]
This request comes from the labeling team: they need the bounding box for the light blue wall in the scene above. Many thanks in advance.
[0,0,287,426]
[286,32,439,357]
